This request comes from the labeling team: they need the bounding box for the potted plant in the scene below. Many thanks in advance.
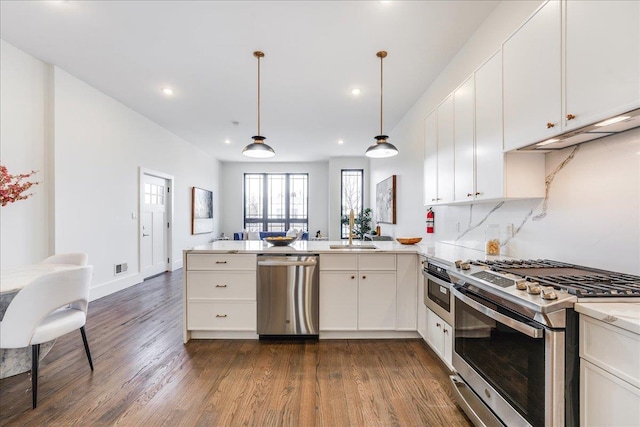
[341,208,373,239]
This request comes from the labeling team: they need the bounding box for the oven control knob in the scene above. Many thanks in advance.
[541,288,558,300]
[461,262,471,270]
[515,279,528,290]
[526,282,541,295]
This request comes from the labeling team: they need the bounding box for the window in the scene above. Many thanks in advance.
[341,169,363,239]
[244,173,308,232]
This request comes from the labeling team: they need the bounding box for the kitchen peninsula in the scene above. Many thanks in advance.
[182,239,485,343]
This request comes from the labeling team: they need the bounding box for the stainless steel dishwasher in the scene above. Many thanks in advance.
[257,254,319,339]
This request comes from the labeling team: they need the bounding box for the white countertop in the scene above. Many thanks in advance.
[575,303,640,335]
[186,239,497,266]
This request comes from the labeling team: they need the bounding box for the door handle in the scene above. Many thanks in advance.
[143,233,150,237]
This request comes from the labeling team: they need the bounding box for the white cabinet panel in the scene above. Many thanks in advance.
[358,271,397,330]
[187,271,256,300]
[503,0,561,150]
[320,271,358,330]
[426,308,453,369]
[424,111,438,205]
[581,360,640,427]
[187,254,256,271]
[454,77,475,202]
[319,253,358,271]
[187,301,256,331]
[565,1,640,131]
[396,255,418,331]
[359,253,395,271]
[437,95,455,204]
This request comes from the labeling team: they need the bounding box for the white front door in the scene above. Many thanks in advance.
[142,174,169,278]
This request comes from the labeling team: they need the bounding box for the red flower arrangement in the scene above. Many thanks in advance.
[0,165,39,207]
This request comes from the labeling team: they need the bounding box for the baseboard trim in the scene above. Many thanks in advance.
[319,330,420,339]
[89,273,143,301]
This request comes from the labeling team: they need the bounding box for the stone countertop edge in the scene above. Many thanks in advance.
[575,302,640,335]
[184,239,503,266]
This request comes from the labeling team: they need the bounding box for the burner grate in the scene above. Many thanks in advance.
[473,259,640,298]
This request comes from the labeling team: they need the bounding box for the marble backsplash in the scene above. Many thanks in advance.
[430,128,640,275]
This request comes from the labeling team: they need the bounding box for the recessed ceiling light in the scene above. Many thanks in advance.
[594,115,630,127]
[161,87,174,96]
[338,139,344,145]
[536,138,560,146]
[224,139,231,144]
[351,88,361,96]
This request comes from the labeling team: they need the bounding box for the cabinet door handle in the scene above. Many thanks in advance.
[546,122,555,129]
[215,261,228,264]
[351,276,355,279]
[436,323,441,328]
[466,193,474,197]
[215,284,227,288]
[443,329,449,334]
[216,314,227,318]
[362,275,366,279]
[475,192,481,196]
[566,114,576,121]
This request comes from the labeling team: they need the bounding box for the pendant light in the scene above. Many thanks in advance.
[365,51,399,158]
[242,51,275,158]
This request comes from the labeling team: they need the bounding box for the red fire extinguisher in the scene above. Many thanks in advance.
[426,208,435,234]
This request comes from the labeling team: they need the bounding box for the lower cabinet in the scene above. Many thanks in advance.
[319,271,358,330]
[426,308,453,368]
[358,271,396,330]
[579,314,640,426]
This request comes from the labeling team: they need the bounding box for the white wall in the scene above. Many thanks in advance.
[374,0,640,275]
[1,40,221,298]
[0,40,52,267]
[219,161,329,238]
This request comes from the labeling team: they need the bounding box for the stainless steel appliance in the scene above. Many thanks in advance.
[257,254,319,338]
[448,259,640,427]
[422,259,454,325]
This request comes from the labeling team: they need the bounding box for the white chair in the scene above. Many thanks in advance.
[39,253,88,266]
[0,266,94,408]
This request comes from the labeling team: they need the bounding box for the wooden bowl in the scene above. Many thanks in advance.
[265,236,296,246]
[396,237,422,245]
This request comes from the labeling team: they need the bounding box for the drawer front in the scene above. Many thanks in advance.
[320,254,358,271]
[187,271,256,300]
[187,301,256,331]
[359,254,396,271]
[187,254,256,271]
[580,315,640,388]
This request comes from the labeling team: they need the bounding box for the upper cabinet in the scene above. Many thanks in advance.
[423,111,438,205]
[503,0,561,151]
[503,0,640,151]
[453,77,475,202]
[437,96,455,204]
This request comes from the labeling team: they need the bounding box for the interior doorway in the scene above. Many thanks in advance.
[140,168,173,279]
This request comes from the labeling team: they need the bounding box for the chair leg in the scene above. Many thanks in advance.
[31,344,40,409]
[80,326,94,371]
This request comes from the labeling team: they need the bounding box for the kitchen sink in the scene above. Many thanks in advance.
[329,244,379,250]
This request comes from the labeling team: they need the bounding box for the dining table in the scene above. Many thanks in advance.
[0,263,82,379]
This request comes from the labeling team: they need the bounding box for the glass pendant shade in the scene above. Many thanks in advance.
[365,135,398,158]
[242,135,275,158]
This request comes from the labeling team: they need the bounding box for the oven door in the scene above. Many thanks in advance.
[451,286,565,427]
[422,270,453,325]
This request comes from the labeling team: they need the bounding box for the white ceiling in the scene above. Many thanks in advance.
[0,0,500,162]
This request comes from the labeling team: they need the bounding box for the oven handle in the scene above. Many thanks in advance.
[452,287,544,339]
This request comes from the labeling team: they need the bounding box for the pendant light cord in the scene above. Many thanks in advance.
[380,53,383,135]
[257,53,261,136]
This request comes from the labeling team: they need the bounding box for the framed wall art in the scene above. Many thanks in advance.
[192,187,214,234]
[376,175,396,224]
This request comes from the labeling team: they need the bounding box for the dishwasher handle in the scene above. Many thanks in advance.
[258,258,318,267]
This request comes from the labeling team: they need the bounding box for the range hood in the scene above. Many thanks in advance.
[518,108,640,151]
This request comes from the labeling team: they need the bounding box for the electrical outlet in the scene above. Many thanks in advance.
[114,262,128,276]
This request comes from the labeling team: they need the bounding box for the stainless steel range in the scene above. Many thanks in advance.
[447,259,640,427]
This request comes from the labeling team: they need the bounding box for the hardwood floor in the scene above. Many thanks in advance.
[0,269,471,427]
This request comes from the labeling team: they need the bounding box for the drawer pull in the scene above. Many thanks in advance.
[215,284,228,288]
[362,275,366,279]
[351,276,355,279]
[566,114,576,121]
[215,261,228,264]
[436,323,441,328]
[216,314,228,318]
[546,122,555,129]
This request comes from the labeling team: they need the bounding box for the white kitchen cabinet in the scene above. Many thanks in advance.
[437,95,455,204]
[503,0,561,151]
[423,110,438,205]
[319,271,358,330]
[426,308,453,369]
[504,0,640,151]
[417,257,428,340]
[358,271,397,330]
[396,254,418,331]
[565,1,640,131]
[183,253,257,342]
[320,254,398,332]
[454,77,475,202]
[579,314,640,426]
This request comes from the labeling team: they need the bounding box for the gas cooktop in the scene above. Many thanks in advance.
[471,259,640,298]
